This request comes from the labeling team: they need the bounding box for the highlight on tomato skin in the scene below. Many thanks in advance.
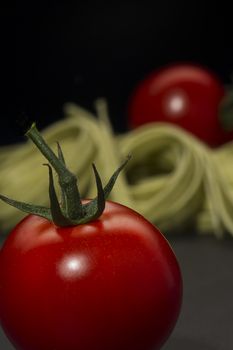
[0,123,183,350]
[127,63,233,147]
[0,202,183,350]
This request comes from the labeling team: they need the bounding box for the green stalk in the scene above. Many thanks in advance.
[26,123,84,220]
[0,123,130,227]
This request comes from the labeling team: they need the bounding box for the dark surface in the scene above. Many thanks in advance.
[0,234,233,350]
[162,235,233,350]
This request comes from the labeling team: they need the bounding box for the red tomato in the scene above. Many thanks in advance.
[0,201,182,350]
[128,63,233,146]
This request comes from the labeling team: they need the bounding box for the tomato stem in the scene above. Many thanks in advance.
[26,123,84,221]
[219,89,233,130]
[0,123,131,227]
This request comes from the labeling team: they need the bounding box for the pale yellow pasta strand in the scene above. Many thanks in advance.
[1,100,233,238]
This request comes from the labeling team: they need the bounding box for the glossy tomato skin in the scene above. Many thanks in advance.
[128,63,233,147]
[0,201,182,350]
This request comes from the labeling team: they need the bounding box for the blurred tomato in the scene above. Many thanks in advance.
[128,63,233,146]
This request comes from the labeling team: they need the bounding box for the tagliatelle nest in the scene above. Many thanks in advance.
[1,98,233,237]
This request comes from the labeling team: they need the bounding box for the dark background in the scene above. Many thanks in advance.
[1,1,233,144]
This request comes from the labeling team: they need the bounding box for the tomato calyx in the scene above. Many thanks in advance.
[0,123,130,227]
[219,88,233,131]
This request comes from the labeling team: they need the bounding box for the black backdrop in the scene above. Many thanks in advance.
[1,2,233,144]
